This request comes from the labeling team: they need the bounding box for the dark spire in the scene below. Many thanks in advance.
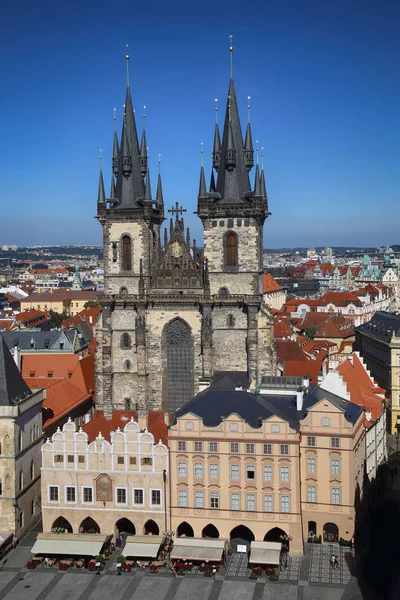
[139,121,148,177]
[120,122,132,178]
[144,168,152,203]
[186,227,190,248]
[112,130,119,175]
[209,169,216,192]
[164,227,168,248]
[170,218,173,237]
[260,168,267,200]
[244,123,254,171]
[198,166,207,198]
[110,174,116,199]
[97,160,106,205]
[192,238,197,261]
[254,164,262,197]
[215,79,251,202]
[0,335,32,406]
[212,123,221,171]
[156,156,164,206]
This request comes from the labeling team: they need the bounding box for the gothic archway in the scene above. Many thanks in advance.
[144,519,159,535]
[80,517,100,534]
[202,524,219,538]
[116,518,136,536]
[177,522,194,537]
[162,318,194,412]
[52,516,73,533]
[323,523,339,543]
[264,527,289,549]
[230,525,255,543]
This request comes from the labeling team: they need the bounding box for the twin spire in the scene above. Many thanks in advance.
[97,49,163,212]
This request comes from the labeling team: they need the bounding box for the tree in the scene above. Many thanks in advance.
[49,310,68,329]
[83,300,99,309]
[304,325,318,340]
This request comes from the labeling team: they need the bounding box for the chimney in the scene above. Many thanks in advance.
[163,412,170,426]
[137,409,148,430]
[89,316,93,325]
[296,388,304,411]
[84,413,90,424]
[302,375,310,389]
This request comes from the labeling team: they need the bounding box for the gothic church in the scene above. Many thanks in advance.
[95,51,275,418]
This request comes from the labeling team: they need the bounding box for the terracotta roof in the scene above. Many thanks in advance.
[32,268,69,274]
[61,306,101,331]
[69,353,95,396]
[21,354,80,379]
[24,377,62,389]
[263,273,282,293]
[274,319,293,339]
[318,292,362,307]
[82,411,115,442]
[23,290,99,303]
[299,313,355,339]
[284,360,324,384]
[318,264,334,276]
[83,410,169,445]
[42,379,91,430]
[15,309,49,325]
[275,340,307,362]
[4,294,21,305]
[0,319,17,332]
[336,352,387,426]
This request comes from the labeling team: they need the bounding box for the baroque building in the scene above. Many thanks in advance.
[95,52,274,417]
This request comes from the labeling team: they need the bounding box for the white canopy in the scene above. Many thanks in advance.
[170,537,227,562]
[0,531,12,546]
[31,533,110,556]
[249,541,281,565]
[122,535,163,558]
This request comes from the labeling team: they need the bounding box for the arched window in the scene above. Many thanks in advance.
[120,287,128,298]
[219,287,229,297]
[124,360,131,371]
[31,461,35,480]
[225,232,238,267]
[227,314,235,328]
[121,333,131,349]
[121,235,132,271]
[163,319,194,413]
[19,471,24,491]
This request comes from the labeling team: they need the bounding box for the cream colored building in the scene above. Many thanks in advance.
[40,417,169,539]
[169,378,365,554]
[0,337,44,536]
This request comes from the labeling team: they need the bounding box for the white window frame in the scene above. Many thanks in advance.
[185,421,194,430]
[150,488,162,507]
[246,493,256,511]
[331,487,341,505]
[82,486,94,504]
[246,464,255,480]
[230,464,240,480]
[263,465,273,481]
[263,444,272,455]
[280,444,289,456]
[246,443,255,454]
[210,491,219,509]
[272,424,280,433]
[230,423,238,432]
[115,486,128,506]
[231,493,240,510]
[209,442,218,453]
[307,458,316,473]
[209,463,219,479]
[178,441,186,451]
[280,466,290,482]
[331,459,340,475]
[230,442,239,453]
[178,489,187,507]
[178,462,187,477]
[264,494,273,512]
[307,485,316,503]
[280,495,290,513]
[65,485,77,504]
[307,436,316,447]
[194,441,203,452]
[322,417,330,426]
[133,488,144,506]
[194,462,203,478]
[48,485,59,503]
[194,490,204,508]
[331,437,340,449]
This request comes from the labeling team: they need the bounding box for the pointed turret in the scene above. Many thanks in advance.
[225,120,236,171]
[212,123,221,171]
[209,170,216,192]
[140,127,148,177]
[260,168,267,200]
[144,168,152,203]
[244,122,254,171]
[254,164,262,197]
[97,167,106,205]
[120,123,132,178]
[110,175,116,199]
[156,172,164,206]
[112,130,119,175]
[198,166,207,198]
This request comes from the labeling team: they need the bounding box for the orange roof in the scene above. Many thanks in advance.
[274,319,293,339]
[21,354,80,379]
[319,264,334,276]
[32,268,69,274]
[284,360,324,384]
[318,292,361,307]
[263,273,282,293]
[284,298,319,307]
[276,340,307,362]
[24,377,63,389]
[42,379,91,430]
[61,306,101,331]
[15,309,49,324]
[70,353,95,396]
[83,410,169,445]
[23,290,99,303]
[82,411,115,442]
[336,353,387,425]
[0,319,17,332]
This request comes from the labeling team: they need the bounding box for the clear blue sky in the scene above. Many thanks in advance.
[1,0,399,248]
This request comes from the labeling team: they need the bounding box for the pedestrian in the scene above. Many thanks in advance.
[334,556,339,569]
[351,537,354,550]
[212,567,216,579]
[330,554,335,568]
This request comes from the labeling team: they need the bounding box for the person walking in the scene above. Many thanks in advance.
[334,556,339,569]
[330,554,336,568]
[212,567,217,580]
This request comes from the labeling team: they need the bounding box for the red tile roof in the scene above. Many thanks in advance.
[318,292,362,307]
[274,319,293,339]
[83,410,169,445]
[336,352,387,426]
[263,273,282,293]
[21,354,80,379]
[42,379,92,430]
[24,377,63,389]
[61,306,101,331]
[0,319,17,332]
[276,340,307,362]
[284,360,324,384]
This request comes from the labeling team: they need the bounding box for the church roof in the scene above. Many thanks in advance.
[0,335,32,406]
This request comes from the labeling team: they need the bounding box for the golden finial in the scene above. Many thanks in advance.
[229,34,233,79]
[256,140,259,164]
[158,153,161,175]
[99,149,103,171]
[214,98,218,124]
[113,108,116,131]
[125,43,130,88]
[122,103,126,117]
[142,105,146,129]
[247,96,251,124]
[200,142,204,167]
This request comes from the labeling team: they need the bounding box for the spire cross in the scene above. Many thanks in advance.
[168,202,187,222]
[229,34,233,79]
[125,44,130,88]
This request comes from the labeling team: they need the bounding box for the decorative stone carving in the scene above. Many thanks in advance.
[96,474,112,502]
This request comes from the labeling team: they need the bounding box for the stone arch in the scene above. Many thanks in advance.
[219,287,229,297]
[230,524,255,543]
[80,516,100,534]
[120,287,128,298]
[4,435,10,454]
[202,523,219,538]
[52,516,73,533]
[308,521,317,537]
[177,522,194,538]
[162,318,194,412]
[323,522,339,543]
[144,519,159,535]
[116,518,136,537]
[224,231,238,268]
[121,235,132,271]
[264,527,289,549]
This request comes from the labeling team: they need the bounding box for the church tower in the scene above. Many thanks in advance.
[95,45,274,419]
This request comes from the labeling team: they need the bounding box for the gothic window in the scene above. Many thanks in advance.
[120,287,128,298]
[219,287,229,297]
[121,235,132,271]
[225,231,238,267]
[124,360,131,370]
[163,319,194,413]
[121,333,131,349]
[227,314,235,328]
[112,242,117,263]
